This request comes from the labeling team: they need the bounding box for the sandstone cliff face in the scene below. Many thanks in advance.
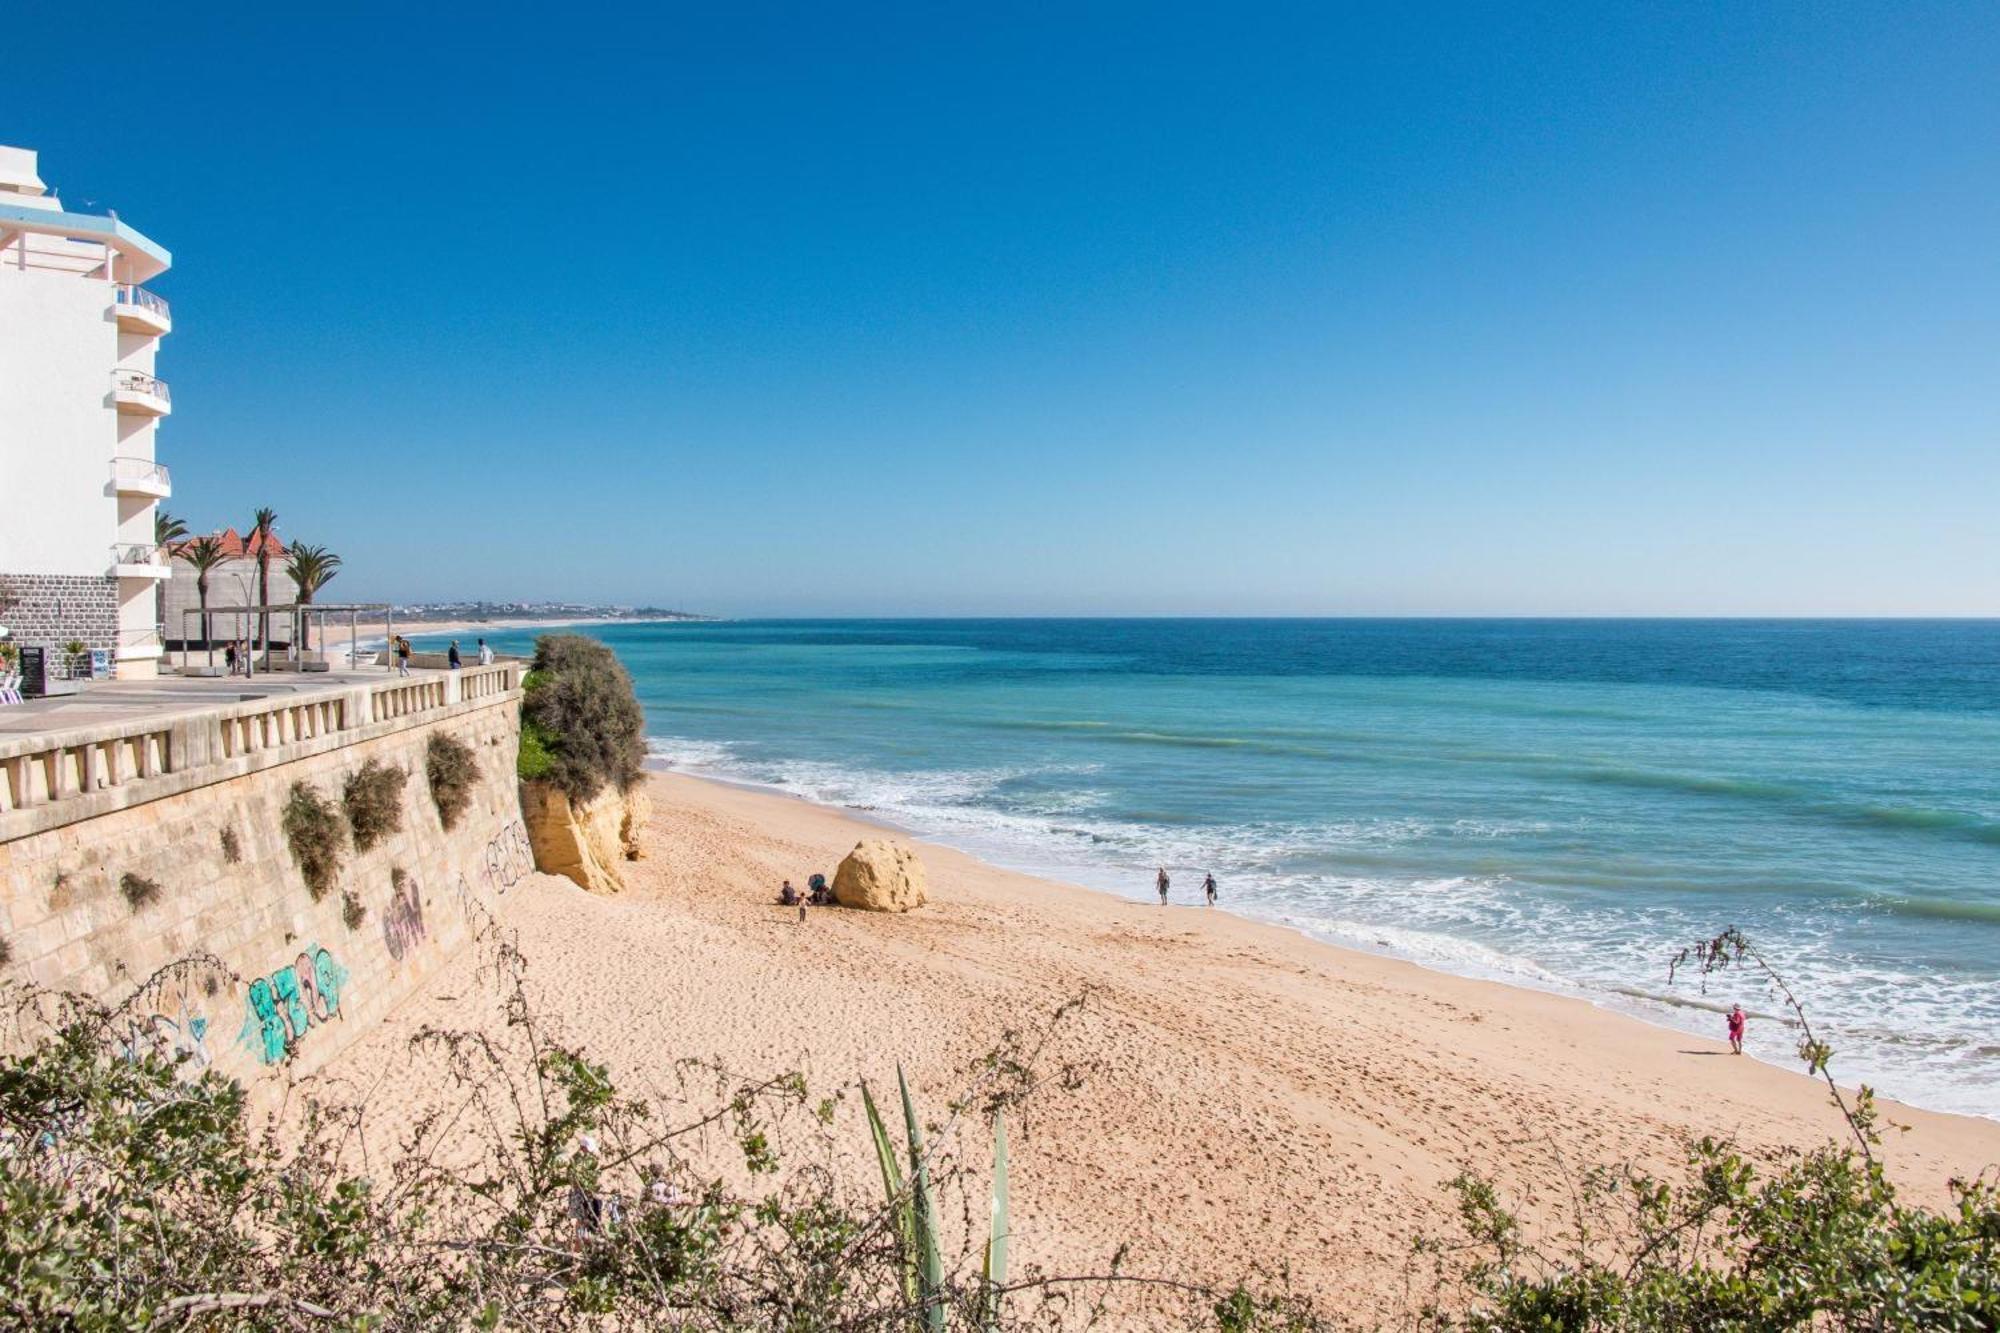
[830,838,928,912]
[519,781,648,895]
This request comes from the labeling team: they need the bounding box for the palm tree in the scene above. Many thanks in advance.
[284,543,342,652]
[175,535,228,669]
[248,506,278,666]
[152,510,188,637]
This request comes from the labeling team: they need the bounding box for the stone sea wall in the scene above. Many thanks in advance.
[0,690,534,1091]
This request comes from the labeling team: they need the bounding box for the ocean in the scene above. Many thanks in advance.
[426,618,2000,1118]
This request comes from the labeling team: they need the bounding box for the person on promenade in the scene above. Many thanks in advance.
[394,636,411,677]
[1727,1004,1747,1055]
[224,641,237,675]
[448,640,462,670]
[477,637,494,666]
[1204,873,1218,906]
[1156,867,1170,906]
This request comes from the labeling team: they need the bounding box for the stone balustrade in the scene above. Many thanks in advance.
[0,662,522,841]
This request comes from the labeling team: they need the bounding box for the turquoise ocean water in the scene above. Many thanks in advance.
[426,619,2000,1118]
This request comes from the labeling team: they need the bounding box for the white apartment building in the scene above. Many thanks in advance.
[0,144,174,679]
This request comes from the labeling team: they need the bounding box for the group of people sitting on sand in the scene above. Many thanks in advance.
[778,873,832,921]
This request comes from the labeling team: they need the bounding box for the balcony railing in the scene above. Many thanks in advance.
[114,284,171,320]
[110,456,172,493]
[111,369,172,405]
[111,542,167,567]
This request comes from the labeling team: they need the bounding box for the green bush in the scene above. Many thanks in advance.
[118,872,161,910]
[519,634,646,803]
[425,731,481,830]
[343,759,407,852]
[283,782,347,901]
[516,718,556,782]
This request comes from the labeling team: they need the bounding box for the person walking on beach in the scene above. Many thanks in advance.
[447,640,462,670]
[1203,872,1217,906]
[1727,1004,1746,1055]
[477,637,494,666]
[394,635,411,677]
[1156,866,1170,906]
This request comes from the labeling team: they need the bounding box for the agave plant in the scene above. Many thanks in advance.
[862,1067,1010,1332]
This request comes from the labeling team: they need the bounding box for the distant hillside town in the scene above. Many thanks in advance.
[388,601,712,624]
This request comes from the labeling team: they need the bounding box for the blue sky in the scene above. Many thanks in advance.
[11,3,1997,615]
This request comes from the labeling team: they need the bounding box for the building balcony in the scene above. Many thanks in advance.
[110,542,172,580]
[112,284,172,336]
[110,369,172,417]
[110,455,172,499]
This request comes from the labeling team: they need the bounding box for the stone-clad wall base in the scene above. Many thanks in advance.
[0,702,534,1094]
[0,572,118,652]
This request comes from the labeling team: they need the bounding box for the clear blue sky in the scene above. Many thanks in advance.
[12,3,1997,615]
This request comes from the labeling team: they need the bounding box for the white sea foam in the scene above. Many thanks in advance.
[641,734,2000,1119]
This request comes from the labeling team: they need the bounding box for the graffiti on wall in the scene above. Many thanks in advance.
[482,820,534,897]
[239,945,348,1065]
[116,986,215,1071]
[115,968,226,1072]
[381,874,427,961]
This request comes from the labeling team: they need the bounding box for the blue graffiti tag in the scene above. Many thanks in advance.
[239,945,349,1065]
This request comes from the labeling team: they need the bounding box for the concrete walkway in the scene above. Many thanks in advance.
[0,666,443,738]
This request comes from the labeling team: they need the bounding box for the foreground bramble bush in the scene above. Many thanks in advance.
[0,927,1992,1329]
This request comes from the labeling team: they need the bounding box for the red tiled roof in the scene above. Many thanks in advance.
[171,526,288,559]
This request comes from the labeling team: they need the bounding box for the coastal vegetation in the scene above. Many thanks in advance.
[517,633,647,801]
[0,925,1990,1328]
[342,758,407,852]
[117,871,161,911]
[173,534,227,652]
[248,506,277,665]
[282,781,347,901]
[425,731,481,830]
[284,541,342,650]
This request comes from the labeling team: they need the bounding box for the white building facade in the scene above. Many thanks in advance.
[0,144,174,679]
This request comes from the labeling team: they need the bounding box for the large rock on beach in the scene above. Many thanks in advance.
[831,839,928,912]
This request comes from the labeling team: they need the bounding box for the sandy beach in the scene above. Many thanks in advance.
[321,772,2000,1320]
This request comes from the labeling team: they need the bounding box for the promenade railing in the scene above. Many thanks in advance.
[0,662,522,837]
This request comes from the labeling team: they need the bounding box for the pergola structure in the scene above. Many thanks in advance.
[175,602,396,676]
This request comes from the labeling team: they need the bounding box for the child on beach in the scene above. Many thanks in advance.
[1156,867,1170,905]
[1727,1004,1746,1054]
[1204,873,1217,906]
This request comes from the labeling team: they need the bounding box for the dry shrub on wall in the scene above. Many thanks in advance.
[283,782,348,901]
[343,759,408,853]
[219,826,242,864]
[519,634,646,803]
[0,934,12,967]
[425,731,480,830]
[119,873,162,910]
[341,891,367,931]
